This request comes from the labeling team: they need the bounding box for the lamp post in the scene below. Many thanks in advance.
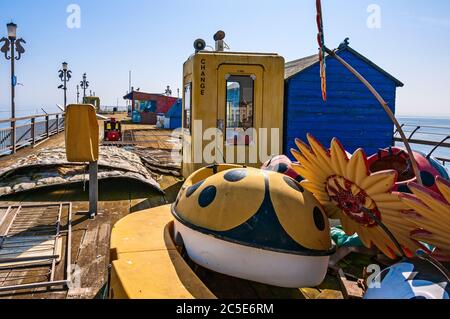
[58,61,72,109]
[0,22,26,153]
[80,73,89,100]
[76,84,80,103]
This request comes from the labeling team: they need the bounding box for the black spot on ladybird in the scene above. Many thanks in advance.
[186,180,205,198]
[420,171,435,187]
[198,186,217,208]
[283,176,304,192]
[313,207,326,231]
[295,175,304,183]
[276,163,289,173]
[398,184,412,194]
[224,169,248,182]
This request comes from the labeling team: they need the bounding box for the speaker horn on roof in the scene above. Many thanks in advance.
[213,30,225,41]
[194,39,206,53]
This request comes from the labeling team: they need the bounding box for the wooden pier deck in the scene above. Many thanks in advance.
[0,119,183,299]
[0,117,364,299]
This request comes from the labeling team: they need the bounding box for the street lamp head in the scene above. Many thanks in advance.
[62,62,68,71]
[7,22,17,40]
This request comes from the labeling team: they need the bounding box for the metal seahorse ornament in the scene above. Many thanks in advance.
[0,37,10,59]
[14,38,26,60]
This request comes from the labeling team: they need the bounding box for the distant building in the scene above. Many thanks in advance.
[123,91,179,124]
[284,40,404,156]
[164,99,182,129]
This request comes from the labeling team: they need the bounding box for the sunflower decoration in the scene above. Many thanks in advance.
[290,134,422,259]
[400,177,450,260]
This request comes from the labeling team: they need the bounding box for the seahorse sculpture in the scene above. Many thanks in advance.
[0,37,10,59]
[14,38,26,60]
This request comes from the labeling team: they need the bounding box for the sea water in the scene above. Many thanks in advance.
[396,116,450,168]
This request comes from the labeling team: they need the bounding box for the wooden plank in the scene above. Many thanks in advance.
[337,268,364,299]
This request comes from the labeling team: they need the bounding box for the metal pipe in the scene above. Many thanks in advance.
[427,136,450,159]
[361,206,406,259]
[0,255,59,264]
[66,202,72,285]
[407,126,421,141]
[63,71,67,109]
[0,280,69,293]
[10,38,15,153]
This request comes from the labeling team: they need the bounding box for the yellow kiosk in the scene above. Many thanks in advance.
[182,49,285,178]
[65,104,100,217]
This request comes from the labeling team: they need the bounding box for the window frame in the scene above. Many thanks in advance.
[224,74,256,146]
[183,82,192,133]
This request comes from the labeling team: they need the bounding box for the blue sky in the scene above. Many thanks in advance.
[0,0,449,116]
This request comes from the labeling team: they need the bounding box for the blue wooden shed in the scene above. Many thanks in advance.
[284,40,404,157]
[165,99,182,129]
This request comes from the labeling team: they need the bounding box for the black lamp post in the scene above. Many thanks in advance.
[0,22,26,153]
[76,84,80,103]
[80,73,89,100]
[58,61,72,109]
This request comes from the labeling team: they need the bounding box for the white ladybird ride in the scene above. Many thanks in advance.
[172,164,335,288]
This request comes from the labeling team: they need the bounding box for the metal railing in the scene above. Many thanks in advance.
[394,124,450,165]
[0,112,65,155]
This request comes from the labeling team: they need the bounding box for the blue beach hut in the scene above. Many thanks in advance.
[165,99,182,129]
[284,39,404,157]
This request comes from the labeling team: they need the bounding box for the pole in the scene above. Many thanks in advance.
[63,71,67,109]
[10,39,16,153]
[128,70,131,110]
[89,161,98,218]
[325,47,423,186]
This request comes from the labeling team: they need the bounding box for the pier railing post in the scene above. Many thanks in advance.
[56,114,59,134]
[89,161,99,218]
[11,119,16,154]
[31,117,35,147]
[45,115,49,138]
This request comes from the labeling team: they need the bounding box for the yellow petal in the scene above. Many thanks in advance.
[330,138,349,177]
[340,215,358,236]
[436,177,450,203]
[347,149,369,185]
[306,134,334,176]
[361,170,397,197]
[409,183,450,215]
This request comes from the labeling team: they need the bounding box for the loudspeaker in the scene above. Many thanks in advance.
[194,39,206,52]
[213,30,226,41]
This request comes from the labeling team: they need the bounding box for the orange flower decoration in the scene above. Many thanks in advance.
[400,177,450,260]
[291,134,421,259]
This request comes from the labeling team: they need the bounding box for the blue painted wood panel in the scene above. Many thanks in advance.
[284,48,399,158]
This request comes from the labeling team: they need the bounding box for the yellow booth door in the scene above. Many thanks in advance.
[217,65,263,167]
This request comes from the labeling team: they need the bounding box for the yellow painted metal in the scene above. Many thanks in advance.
[182,51,285,178]
[109,204,215,299]
[83,96,101,111]
[176,167,266,232]
[267,172,331,251]
[65,104,99,162]
[175,165,332,250]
